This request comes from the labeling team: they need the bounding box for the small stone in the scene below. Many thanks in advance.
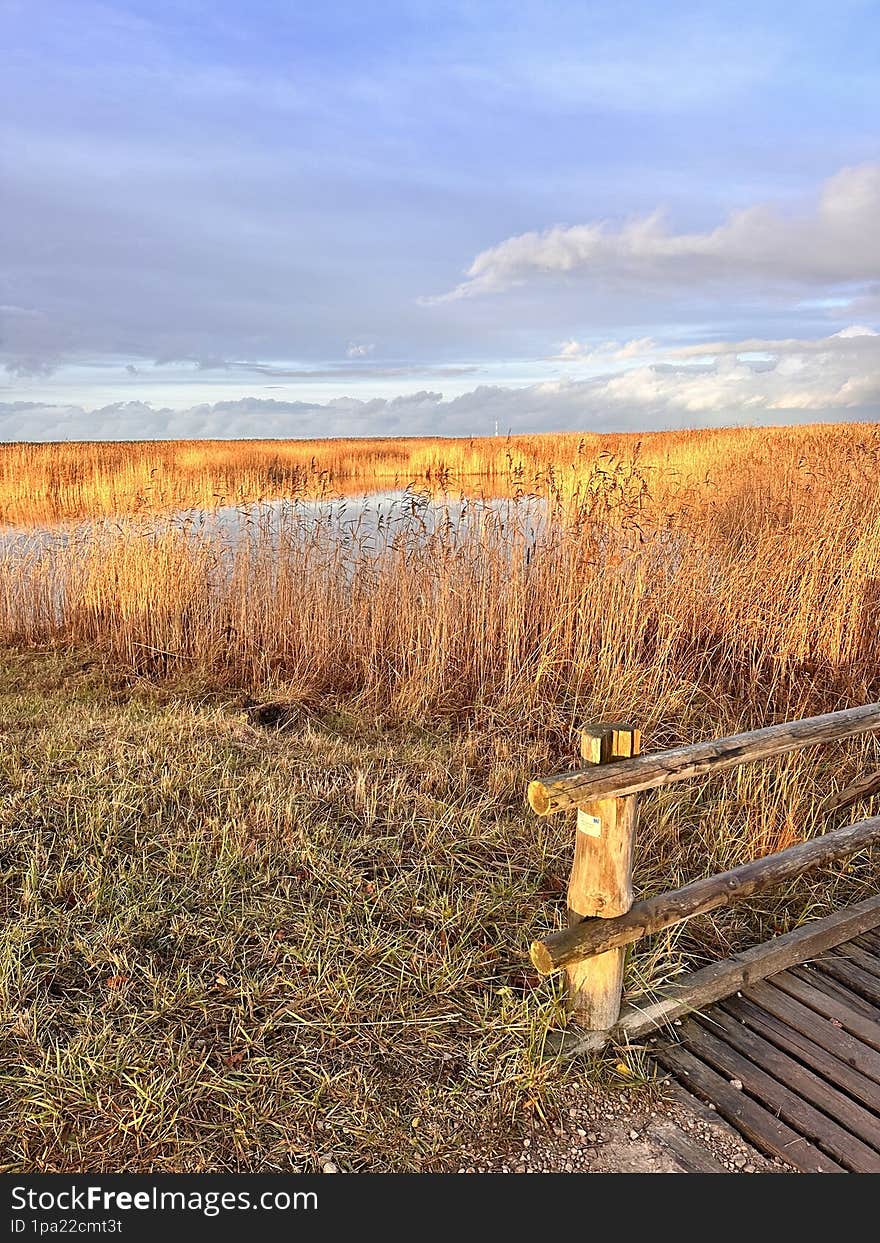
[523,1138,531,1147]
[576,1128,586,1137]
[707,1103,717,1111]
[744,1165,756,1174]
[733,1155,747,1168]
[730,1079,743,1090]
[628,1130,639,1140]
[586,1132,598,1143]
[322,1161,339,1174]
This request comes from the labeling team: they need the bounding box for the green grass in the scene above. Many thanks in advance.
[2,646,878,1172]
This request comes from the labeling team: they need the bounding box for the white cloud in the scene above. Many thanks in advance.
[3,325,878,442]
[345,342,375,359]
[833,324,878,339]
[553,337,656,362]
[431,164,880,301]
[668,326,880,359]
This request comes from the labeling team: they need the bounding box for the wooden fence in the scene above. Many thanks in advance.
[527,707,880,1051]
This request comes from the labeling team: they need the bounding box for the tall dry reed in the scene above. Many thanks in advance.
[2,423,879,732]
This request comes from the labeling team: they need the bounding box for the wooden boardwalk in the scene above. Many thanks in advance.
[653,930,880,1173]
[525,708,880,1172]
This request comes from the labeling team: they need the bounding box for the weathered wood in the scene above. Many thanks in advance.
[824,768,880,815]
[813,955,880,1007]
[678,1019,880,1171]
[744,979,880,1083]
[723,994,880,1113]
[770,970,880,1052]
[829,940,880,983]
[789,964,880,1022]
[702,1007,880,1158]
[645,1119,729,1173]
[530,815,880,974]
[541,897,880,1058]
[652,1042,841,1172]
[565,723,639,1030]
[662,1077,768,1158]
[600,895,880,1043]
[528,702,880,816]
[854,930,880,955]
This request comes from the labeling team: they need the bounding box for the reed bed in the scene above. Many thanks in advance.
[3,421,879,525]
[2,424,880,724]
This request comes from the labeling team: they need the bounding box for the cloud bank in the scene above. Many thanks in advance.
[4,327,878,441]
[433,164,880,301]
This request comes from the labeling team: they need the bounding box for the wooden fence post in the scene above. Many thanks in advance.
[565,722,641,1030]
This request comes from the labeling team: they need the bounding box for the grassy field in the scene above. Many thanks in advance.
[2,424,880,1170]
[0,646,572,1171]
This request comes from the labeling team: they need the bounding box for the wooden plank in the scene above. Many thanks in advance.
[850,934,880,959]
[823,769,880,815]
[565,724,640,1030]
[853,935,880,967]
[812,955,880,1007]
[662,1077,770,1158]
[677,1019,880,1171]
[645,1119,730,1173]
[853,931,880,956]
[530,819,880,973]
[788,964,880,1022]
[831,940,880,982]
[770,970,880,1052]
[745,979,880,1083]
[723,994,880,1113]
[528,703,880,816]
[544,897,880,1057]
[652,1042,842,1172]
[702,1007,880,1157]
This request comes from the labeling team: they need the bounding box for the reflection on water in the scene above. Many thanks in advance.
[181,488,551,546]
[0,482,697,617]
[0,486,552,556]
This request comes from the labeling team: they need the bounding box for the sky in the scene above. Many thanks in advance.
[2,0,880,441]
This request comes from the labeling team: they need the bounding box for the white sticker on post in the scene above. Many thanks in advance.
[577,809,602,837]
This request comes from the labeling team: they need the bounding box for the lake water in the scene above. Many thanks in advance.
[0,487,552,556]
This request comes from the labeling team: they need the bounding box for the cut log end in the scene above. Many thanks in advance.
[529,938,556,976]
[527,779,552,816]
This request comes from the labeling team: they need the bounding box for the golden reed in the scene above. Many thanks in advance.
[1,424,879,725]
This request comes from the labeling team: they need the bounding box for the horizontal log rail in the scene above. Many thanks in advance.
[823,768,880,816]
[530,814,880,976]
[528,703,880,817]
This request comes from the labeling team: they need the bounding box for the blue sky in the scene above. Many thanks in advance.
[2,0,879,439]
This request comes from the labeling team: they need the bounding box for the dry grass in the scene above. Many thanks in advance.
[2,647,877,1173]
[0,648,572,1172]
[2,423,880,1171]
